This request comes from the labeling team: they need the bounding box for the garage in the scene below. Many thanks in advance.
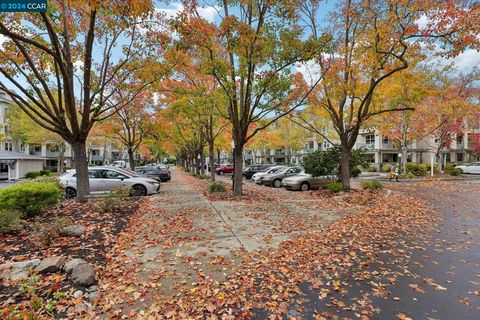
[0,150,45,180]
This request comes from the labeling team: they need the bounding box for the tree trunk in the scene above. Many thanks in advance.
[209,144,215,182]
[72,141,90,201]
[58,143,65,174]
[233,145,244,196]
[217,148,221,165]
[401,146,408,175]
[200,152,205,176]
[128,148,135,170]
[340,147,351,190]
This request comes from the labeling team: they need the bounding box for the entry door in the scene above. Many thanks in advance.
[0,163,8,180]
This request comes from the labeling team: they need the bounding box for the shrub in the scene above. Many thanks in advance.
[327,182,344,192]
[0,181,62,217]
[96,185,130,212]
[381,164,392,173]
[39,170,50,176]
[444,163,456,174]
[406,163,428,176]
[25,171,41,179]
[449,168,463,176]
[303,147,367,178]
[208,182,227,193]
[361,180,383,190]
[197,174,211,180]
[35,216,71,245]
[404,172,416,179]
[366,166,377,172]
[22,176,65,193]
[0,209,23,235]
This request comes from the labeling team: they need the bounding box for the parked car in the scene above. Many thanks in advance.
[252,166,287,184]
[258,166,303,187]
[243,163,276,179]
[135,166,171,182]
[215,164,234,175]
[111,160,127,168]
[60,166,160,198]
[281,171,336,191]
[455,162,480,174]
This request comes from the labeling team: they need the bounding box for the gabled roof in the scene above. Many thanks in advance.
[0,150,44,160]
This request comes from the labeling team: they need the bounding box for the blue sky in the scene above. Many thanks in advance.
[0,1,478,97]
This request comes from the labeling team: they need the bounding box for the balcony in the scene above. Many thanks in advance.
[357,143,374,150]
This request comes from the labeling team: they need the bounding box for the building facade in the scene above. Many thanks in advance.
[0,90,137,179]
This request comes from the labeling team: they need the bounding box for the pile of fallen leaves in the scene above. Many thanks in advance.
[91,180,436,319]
[0,198,141,317]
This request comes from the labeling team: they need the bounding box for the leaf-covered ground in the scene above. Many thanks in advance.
[4,170,478,319]
[0,198,140,318]
[83,168,478,320]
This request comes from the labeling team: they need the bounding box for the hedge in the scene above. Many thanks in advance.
[0,181,62,217]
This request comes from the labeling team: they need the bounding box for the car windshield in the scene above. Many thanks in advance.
[115,167,140,177]
[269,167,285,173]
[277,168,290,174]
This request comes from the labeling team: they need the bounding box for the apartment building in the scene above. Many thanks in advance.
[0,90,134,179]
[243,128,479,171]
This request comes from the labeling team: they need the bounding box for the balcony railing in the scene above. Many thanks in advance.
[357,143,374,150]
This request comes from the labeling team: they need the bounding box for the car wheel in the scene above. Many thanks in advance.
[218,171,224,175]
[65,187,76,199]
[130,184,147,197]
[273,179,282,188]
[300,182,310,191]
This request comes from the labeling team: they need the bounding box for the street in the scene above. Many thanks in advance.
[253,180,480,319]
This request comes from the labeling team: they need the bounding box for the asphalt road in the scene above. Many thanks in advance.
[254,180,480,319]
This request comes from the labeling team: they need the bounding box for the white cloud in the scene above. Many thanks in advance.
[450,49,480,71]
[427,47,480,72]
[196,6,219,23]
[156,2,219,23]
[296,60,322,85]
[0,34,7,49]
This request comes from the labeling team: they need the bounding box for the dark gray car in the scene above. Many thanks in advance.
[259,166,303,188]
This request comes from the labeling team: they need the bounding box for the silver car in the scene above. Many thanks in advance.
[281,171,336,191]
[259,166,303,188]
[60,166,160,198]
[252,166,286,184]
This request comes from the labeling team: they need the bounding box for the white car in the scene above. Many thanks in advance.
[252,166,286,184]
[455,162,480,174]
[60,166,160,198]
[112,160,127,168]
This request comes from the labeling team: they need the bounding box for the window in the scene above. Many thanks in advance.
[323,140,331,149]
[382,136,390,144]
[91,149,100,156]
[49,146,59,152]
[308,141,314,149]
[20,144,25,152]
[456,135,463,146]
[100,170,125,179]
[4,142,12,151]
[365,134,375,145]
[434,136,440,144]
[34,145,41,152]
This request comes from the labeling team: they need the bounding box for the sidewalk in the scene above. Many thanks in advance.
[98,167,344,315]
